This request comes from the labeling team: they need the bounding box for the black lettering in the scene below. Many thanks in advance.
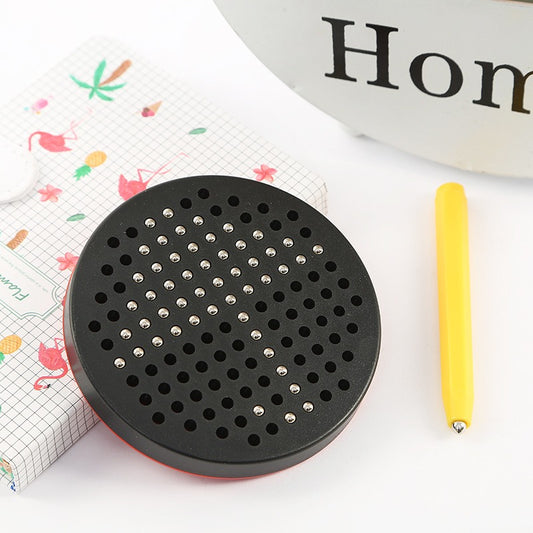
[410,53,463,98]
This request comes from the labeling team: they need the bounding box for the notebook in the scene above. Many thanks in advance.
[0,38,327,493]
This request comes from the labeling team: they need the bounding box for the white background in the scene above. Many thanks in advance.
[1,1,532,532]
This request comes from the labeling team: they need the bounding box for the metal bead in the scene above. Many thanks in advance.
[169,252,181,263]
[296,254,307,265]
[114,358,126,368]
[158,308,169,318]
[144,218,156,228]
[189,315,201,326]
[289,383,301,394]
[200,259,211,270]
[145,290,156,301]
[194,287,206,298]
[120,329,132,340]
[313,245,324,255]
[188,242,199,253]
[205,233,216,243]
[127,300,138,311]
[278,264,289,275]
[263,347,274,358]
[182,270,193,280]
[212,277,224,288]
[285,412,296,424]
[176,297,188,308]
[276,365,288,377]
[238,312,249,323]
[207,305,218,316]
[152,336,163,347]
[175,225,186,236]
[265,247,276,257]
[157,235,168,246]
[218,249,229,260]
[235,240,246,250]
[303,402,314,413]
[243,284,254,295]
[133,347,144,358]
[163,208,174,218]
[138,244,150,255]
[223,223,234,233]
[170,325,182,336]
[253,230,263,240]
[248,257,259,268]
[250,329,262,340]
[261,274,271,285]
[283,238,294,248]
[164,280,175,290]
[133,272,144,283]
[151,262,162,273]
[193,216,204,226]
[139,318,151,329]
[225,294,236,305]
[253,405,265,417]
[230,267,241,277]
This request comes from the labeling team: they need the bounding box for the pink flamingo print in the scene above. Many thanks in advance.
[34,338,69,390]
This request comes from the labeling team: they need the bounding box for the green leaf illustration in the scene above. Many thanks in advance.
[70,75,92,89]
[93,60,106,86]
[98,83,126,91]
[189,127,207,135]
[74,165,91,180]
[95,90,113,102]
[67,214,86,222]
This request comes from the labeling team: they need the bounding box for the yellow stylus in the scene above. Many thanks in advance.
[435,183,474,434]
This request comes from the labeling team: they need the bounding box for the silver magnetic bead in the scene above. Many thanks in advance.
[313,245,324,255]
[238,312,249,323]
[235,240,247,250]
[189,315,201,326]
[144,218,156,228]
[152,336,163,347]
[176,297,187,308]
[263,347,274,358]
[285,412,296,424]
[139,318,151,329]
[212,277,224,288]
[114,358,126,369]
[200,259,211,270]
[207,305,218,316]
[248,257,259,268]
[169,252,181,263]
[175,225,186,236]
[157,235,168,246]
[265,247,276,257]
[205,233,216,243]
[188,242,199,253]
[138,244,150,255]
[250,329,262,340]
[120,329,132,340]
[163,208,174,218]
[145,290,156,301]
[289,383,300,394]
[278,264,289,275]
[223,223,233,233]
[182,270,193,280]
[253,405,265,417]
[218,249,229,260]
[253,230,263,240]
[283,238,294,248]
[151,262,162,273]
[164,279,175,290]
[230,267,241,277]
[127,300,138,311]
[302,401,314,413]
[158,308,169,318]
[261,274,271,285]
[276,365,288,377]
[193,216,204,226]
[296,254,307,265]
[170,325,182,336]
[225,294,236,305]
[133,347,144,358]
[133,272,144,283]
[194,287,206,298]
[243,284,254,295]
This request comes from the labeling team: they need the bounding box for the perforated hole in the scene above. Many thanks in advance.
[198,188,210,199]
[287,210,298,221]
[266,423,279,435]
[255,301,268,312]
[139,393,152,406]
[88,321,101,332]
[158,383,170,394]
[210,205,222,216]
[300,227,311,238]
[248,434,260,446]
[177,371,190,383]
[120,254,132,265]
[351,295,363,306]
[273,291,284,302]
[171,401,184,413]
[257,202,269,214]
[127,375,139,387]
[307,372,319,384]
[271,394,283,405]
[228,195,240,207]
[101,339,113,351]
[338,379,350,391]
[184,419,197,431]
[107,310,120,321]
[286,309,298,320]
[203,408,215,420]
[222,397,234,409]
[213,350,226,362]
[152,412,165,424]
[235,415,247,428]
[270,220,282,231]
[164,353,176,365]
[113,282,125,293]
[101,264,113,275]
[126,227,138,238]
[145,364,158,377]
[180,198,192,209]
[95,292,107,303]
[320,390,332,402]
[107,237,119,248]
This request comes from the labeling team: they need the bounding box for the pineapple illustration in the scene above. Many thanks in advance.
[0,335,22,365]
[74,151,107,180]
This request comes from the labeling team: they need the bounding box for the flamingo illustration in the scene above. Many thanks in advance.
[28,121,80,152]
[34,338,69,391]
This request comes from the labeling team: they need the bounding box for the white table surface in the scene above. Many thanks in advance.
[1,2,532,531]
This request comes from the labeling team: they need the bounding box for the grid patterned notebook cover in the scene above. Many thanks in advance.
[0,38,327,493]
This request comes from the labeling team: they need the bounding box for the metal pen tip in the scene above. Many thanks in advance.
[452,421,467,434]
